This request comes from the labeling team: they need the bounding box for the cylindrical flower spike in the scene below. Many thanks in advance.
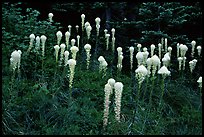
[70,46,79,60]
[117,47,123,56]
[129,46,134,70]
[135,65,148,85]
[108,78,116,94]
[86,25,92,40]
[98,56,105,73]
[101,60,108,77]
[40,35,47,58]
[64,51,69,66]
[179,44,188,57]
[65,31,70,49]
[137,44,142,52]
[104,29,108,38]
[164,38,168,52]
[182,57,187,70]
[150,44,155,57]
[112,37,115,53]
[10,50,21,73]
[35,36,40,51]
[56,31,63,46]
[136,51,144,66]
[84,44,92,69]
[27,34,35,53]
[81,14,85,32]
[158,43,162,59]
[67,59,76,89]
[189,59,197,73]
[96,24,100,36]
[197,46,202,57]
[177,43,180,58]
[77,35,80,48]
[111,28,115,38]
[151,55,161,77]
[54,45,60,63]
[197,76,202,88]
[191,40,196,57]
[168,46,172,57]
[163,52,170,67]
[95,17,101,36]
[68,25,72,35]
[59,44,66,66]
[105,34,110,50]
[75,25,79,33]
[117,54,123,72]
[146,57,152,76]
[48,13,53,22]
[103,83,112,127]
[71,39,76,47]
[142,50,149,66]
[177,57,183,71]
[114,82,124,122]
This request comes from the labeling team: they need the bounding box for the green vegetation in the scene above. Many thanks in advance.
[2,2,202,135]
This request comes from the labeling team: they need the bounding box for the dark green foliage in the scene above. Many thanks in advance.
[2,2,202,135]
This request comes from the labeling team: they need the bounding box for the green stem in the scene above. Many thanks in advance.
[159,76,165,111]
[149,76,155,108]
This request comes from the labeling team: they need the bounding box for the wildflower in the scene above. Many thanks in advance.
[177,43,180,58]
[27,34,35,52]
[71,39,76,47]
[135,65,148,85]
[77,35,80,48]
[86,25,92,40]
[70,46,79,60]
[54,45,60,63]
[189,59,197,73]
[96,24,100,36]
[142,50,149,66]
[68,25,72,35]
[67,59,76,89]
[35,36,40,51]
[167,46,172,57]
[182,57,187,70]
[191,40,196,57]
[111,28,115,38]
[98,56,105,73]
[158,43,162,59]
[117,47,123,56]
[108,78,116,94]
[137,44,142,52]
[10,50,21,72]
[81,14,85,31]
[158,65,171,78]
[95,17,101,36]
[179,44,188,57]
[151,55,161,76]
[65,31,70,49]
[104,29,108,38]
[163,52,170,67]
[59,43,66,66]
[117,54,123,72]
[146,57,152,76]
[177,57,183,71]
[136,51,144,66]
[129,46,134,70]
[150,44,155,57]
[164,38,168,52]
[84,44,91,69]
[75,25,79,33]
[197,77,202,88]
[64,51,69,66]
[101,60,108,77]
[114,82,123,122]
[40,35,47,58]
[112,37,115,52]
[196,46,202,57]
[105,34,110,50]
[103,83,112,127]
[48,13,53,22]
[56,31,62,46]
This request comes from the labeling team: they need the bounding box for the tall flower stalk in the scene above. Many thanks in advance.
[84,44,91,69]
[129,46,134,71]
[68,59,76,90]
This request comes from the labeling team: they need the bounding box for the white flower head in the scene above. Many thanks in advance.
[158,65,171,76]
[68,59,76,66]
[84,44,91,50]
[71,39,76,46]
[60,43,66,49]
[64,51,69,56]
[191,40,196,47]
[98,56,105,63]
[85,22,90,28]
[48,13,53,18]
[81,14,85,19]
[108,78,116,88]
[40,35,47,43]
[135,65,148,76]
[114,82,123,92]
[168,47,172,52]
[151,55,161,66]
[65,31,70,37]
[136,51,144,60]
[54,45,60,51]
[143,47,147,52]
[95,17,101,24]
[29,34,35,40]
[70,46,79,53]
[56,31,62,38]
[129,46,134,53]
[102,60,108,67]
[197,76,202,84]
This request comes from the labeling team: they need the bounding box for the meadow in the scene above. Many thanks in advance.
[2,2,202,135]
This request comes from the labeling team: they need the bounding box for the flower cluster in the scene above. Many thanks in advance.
[10,50,22,73]
[84,44,91,69]
[189,59,197,73]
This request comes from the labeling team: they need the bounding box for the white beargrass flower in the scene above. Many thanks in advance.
[71,39,76,47]
[108,78,116,94]
[54,45,60,63]
[84,21,90,29]
[197,76,202,88]
[84,44,91,69]
[10,50,21,72]
[27,33,35,52]
[112,37,115,52]
[136,51,144,66]
[197,46,202,57]
[164,38,168,52]
[142,50,149,65]
[158,65,171,77]
[117,47,123,56]
[114,82,123,122]
[117,54,123,72]
[96,24,100,36]
[135,65,148,85]
[163,52,170,67]
[77,35,80,48]
[146,57,152,76]
[75,25,79,33]
[137,44,142,52]
[179,44,188,57]
[103,83,112,127]
[65,31,70,49]
[81,14,85,32]
[95,17,101,25]
[86,25,92,40]
[67,59,76,89]
[104,29,108,38]
[64,51,69,66]
[70,46,79,60]
[95,17,101,36]
[56,31,62,46]
[182,57,187,70]
[177,57,183,71]
[101,60,108,77]
[111,28,115,38]
[59,44,66,66]
[177,43,180,58]
[68,25,72,35]
[150,44,155,57]
[129,46,134,70]
[35,36,40,51]
[48,13,53,22]
[151,55,161,76]
[161,37,164,51]
[189,59,197,73]
[191,40,196,57]
[168,46,172,57]
[158,43,162,59]
[98,56,105,73]
[143,47,147,52]
[40,35,47,58]
[105,34,110,50]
